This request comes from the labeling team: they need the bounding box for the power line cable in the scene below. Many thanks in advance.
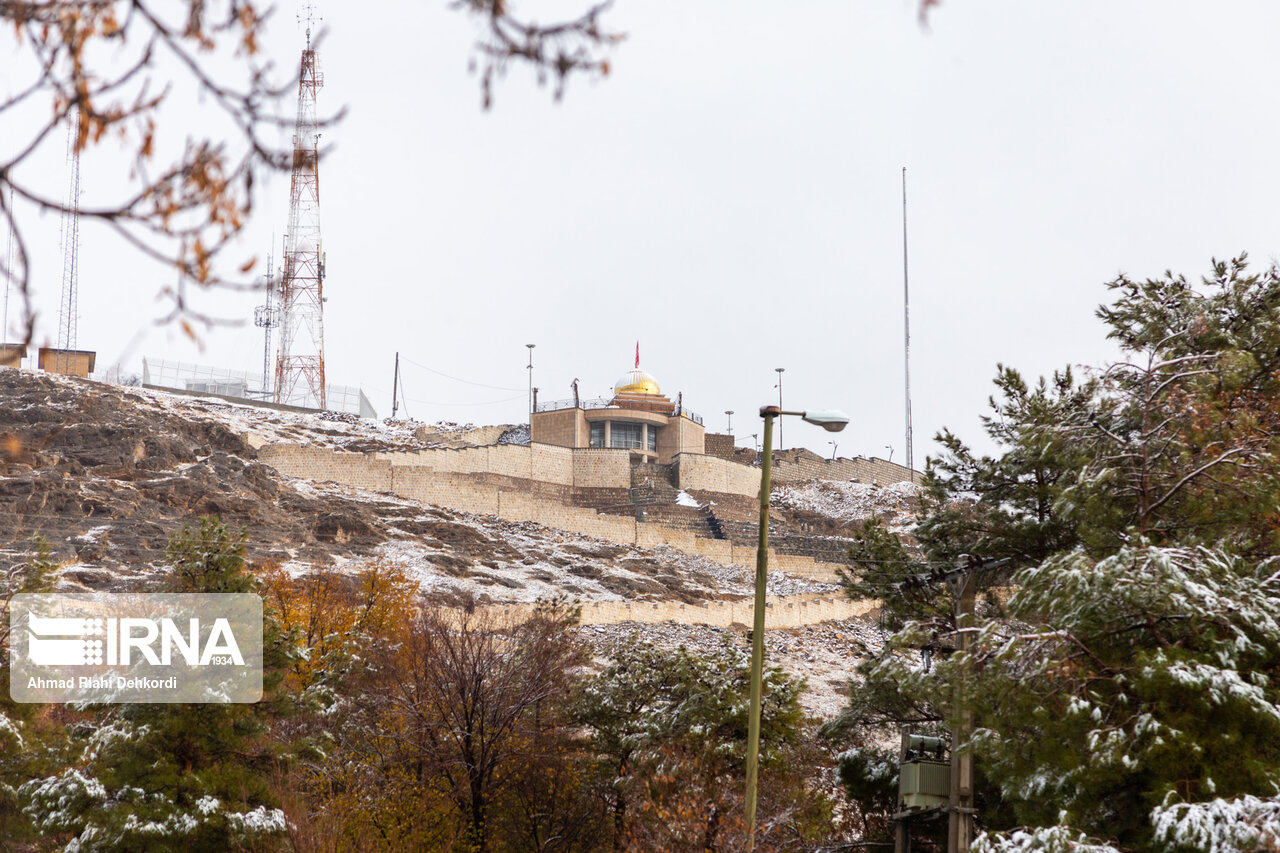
[399,393,524,408]
[397,366,410,419]
[368,378,526,410]
[400,356,523,392]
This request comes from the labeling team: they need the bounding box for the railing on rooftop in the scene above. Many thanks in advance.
[534,396,703,426]
[535,397,612,413]
[677,407,703,425]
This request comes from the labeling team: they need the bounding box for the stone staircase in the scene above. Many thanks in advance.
[562,461,720,540]
[703,506,727,540]
[571,461,855,557]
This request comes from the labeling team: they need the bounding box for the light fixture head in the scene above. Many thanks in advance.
[801,409,850,432]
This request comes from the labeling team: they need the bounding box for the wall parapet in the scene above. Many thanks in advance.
[474,592,877,630]
[674,452,761,497]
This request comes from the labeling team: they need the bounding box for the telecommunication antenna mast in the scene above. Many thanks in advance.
[57,110,83,374]
[902,167,914,482]
[274,6,326,408]
[253,245,279,396]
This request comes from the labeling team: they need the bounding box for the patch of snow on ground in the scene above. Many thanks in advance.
[577,616,885,719]
[498,425,530,445]
[130,385,446,452]
[272,476,840,604]
[774,480,921,532]
[358,525,837,605]
[76,525,112,544]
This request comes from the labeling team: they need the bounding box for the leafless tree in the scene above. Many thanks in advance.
[454,0,624,109]
[0,1,307,342]
[376,598,584,852]
[0,1,624,347]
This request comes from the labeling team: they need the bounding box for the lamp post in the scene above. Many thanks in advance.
[744,405,849,850]
[774,368,785,451]
[726,410,734,434]
[526,344,536,421]
[828,440,838,460]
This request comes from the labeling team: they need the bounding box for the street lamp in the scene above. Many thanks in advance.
[526,344,536,421]
[827,440,838,460]
[774,368,785,451]
[744,405,849,850]
[726,410,734,434]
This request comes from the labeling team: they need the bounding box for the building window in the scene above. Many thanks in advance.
[590,422,605,448]
[647,425,658,452]
[610,422,643,450]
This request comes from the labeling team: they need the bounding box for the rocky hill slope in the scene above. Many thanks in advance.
[0,369,920,715]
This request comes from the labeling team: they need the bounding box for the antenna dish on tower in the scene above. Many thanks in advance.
[298,1,322,48]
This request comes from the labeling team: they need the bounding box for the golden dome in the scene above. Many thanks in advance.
[614,368,661,396]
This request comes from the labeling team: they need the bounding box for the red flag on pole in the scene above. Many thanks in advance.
[635,341,640,369]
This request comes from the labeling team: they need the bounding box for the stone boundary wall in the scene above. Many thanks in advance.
[260,441,915,502]
[674,452,762,497]
[704,433,736,460]
[413,424,510,448]
[370,444,643,490]
[477,592,876,630]
[572,449,634,488]
[772,452,918,485]
[259,445,393,492]
[259,443,846,583]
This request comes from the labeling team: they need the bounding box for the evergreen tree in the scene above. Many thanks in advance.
[21,518,293,852]
[836,257,1280,852]
[0,536,59,849]
[575,641,824,851]
[841,365,1093,631]
[1061,255,1280,555]
[920,364,1092,568]
[874,544,1280,850]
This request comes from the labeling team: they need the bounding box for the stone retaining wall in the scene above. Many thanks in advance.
[259,443,846,583]
[772,450,918,485]
[477,591,876,630]
[674,452,762,496]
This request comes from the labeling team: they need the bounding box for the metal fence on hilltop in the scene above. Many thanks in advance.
[140,357,378,419]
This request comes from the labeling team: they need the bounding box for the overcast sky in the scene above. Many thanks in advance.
[6,1,1280,464]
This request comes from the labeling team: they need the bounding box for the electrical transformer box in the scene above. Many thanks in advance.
[899,758,950,809]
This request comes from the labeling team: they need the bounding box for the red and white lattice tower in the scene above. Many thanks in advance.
[274,22,326,408]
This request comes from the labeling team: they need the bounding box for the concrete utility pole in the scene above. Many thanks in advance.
[391,352,400,419]
[947,559,978,853]
[894,729,912,853]
[891,555,995,852]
